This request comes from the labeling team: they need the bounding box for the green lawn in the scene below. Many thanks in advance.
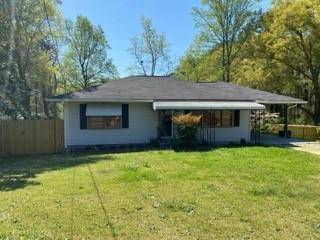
[0,146,320,239]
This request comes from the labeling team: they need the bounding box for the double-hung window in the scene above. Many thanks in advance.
[80,103,129,130]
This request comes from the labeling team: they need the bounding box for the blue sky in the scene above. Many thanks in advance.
[61,0,271,77]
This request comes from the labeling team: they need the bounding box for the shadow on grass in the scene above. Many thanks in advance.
[171,143,276,152]
[0,152,115,192]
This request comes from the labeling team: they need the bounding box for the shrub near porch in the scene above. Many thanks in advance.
[0,147,320,239]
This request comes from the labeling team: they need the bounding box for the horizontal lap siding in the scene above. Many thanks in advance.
[197,110,251,143]
[64,102,158,147]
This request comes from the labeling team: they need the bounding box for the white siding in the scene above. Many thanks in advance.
[196,110,251,143]
[64,102,159,148]
[64,103,251,148]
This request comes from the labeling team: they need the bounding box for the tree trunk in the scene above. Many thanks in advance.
[225,40,230,82]
[313,79,320,125]
[226,59,230,82]
[222,40,226,81]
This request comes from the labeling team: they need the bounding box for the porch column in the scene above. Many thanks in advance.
[284,104,288,138]
[254,110,257,144]
[258,110,261,143]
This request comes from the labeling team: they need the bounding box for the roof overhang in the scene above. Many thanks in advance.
[46,98,307,105]
[256,100,307,104]
[153,101,266,110]
[46,98,153,103]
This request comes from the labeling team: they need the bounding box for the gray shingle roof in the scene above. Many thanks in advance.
[47,76,305,104]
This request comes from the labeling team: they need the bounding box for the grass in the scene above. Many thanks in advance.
[0,146,320,239]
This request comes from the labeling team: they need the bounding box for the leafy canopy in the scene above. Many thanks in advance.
[64,15,117,90]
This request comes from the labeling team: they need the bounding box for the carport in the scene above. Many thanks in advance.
[253,99,307,143]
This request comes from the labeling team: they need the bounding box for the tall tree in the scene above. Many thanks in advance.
[0,0,13,114]
[176,44,221,81]
[128,16,173,76]
[64,15,117,90]
[253,0,320,124]
[193,0,260,82]
[0,0,62,119]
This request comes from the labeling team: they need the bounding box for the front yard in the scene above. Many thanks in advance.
[0,146,320,239]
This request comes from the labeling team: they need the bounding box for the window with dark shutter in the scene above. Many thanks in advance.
[122,104,129,128]
[79,104,87,129]
[234,110,240,127]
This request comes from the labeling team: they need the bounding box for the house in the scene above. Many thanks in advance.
[47,76,306,149]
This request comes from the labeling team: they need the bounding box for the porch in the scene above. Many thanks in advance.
[154,101,307,146]
[156,108,261,145]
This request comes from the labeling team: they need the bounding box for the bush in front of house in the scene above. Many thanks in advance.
[172,113,202,146]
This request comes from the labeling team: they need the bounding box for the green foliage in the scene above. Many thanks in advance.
[175,45,222,81]
[253,0,320,124]
[191,0,261,82]
[177,0,320,124]
[0,0,62,119]
[63,15,118,90]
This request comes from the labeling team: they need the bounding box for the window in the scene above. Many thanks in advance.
[200,110,235,128]
[87,116,121,129]
[222,110,233,127]
[81,103,128,130]
[202,110,221,127]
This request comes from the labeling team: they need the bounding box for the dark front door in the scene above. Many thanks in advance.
[160,110,172,137]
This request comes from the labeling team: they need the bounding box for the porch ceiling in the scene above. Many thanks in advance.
[153,101,266,110]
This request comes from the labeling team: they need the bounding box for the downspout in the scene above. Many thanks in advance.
[284,104,297,138]
[258,110,261,143]
[213,112,216,146]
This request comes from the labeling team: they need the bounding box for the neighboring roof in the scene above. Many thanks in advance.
[153,101,266,110]
[47,76,306,104]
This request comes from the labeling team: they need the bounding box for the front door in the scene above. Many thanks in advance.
[160,110,172,137]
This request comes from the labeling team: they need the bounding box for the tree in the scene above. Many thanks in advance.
[193,0,260,82]
[0,0,62,119]
[64,15,117,90]
[128,16,173,76]
[176,44,222,82]
[254,0,320,124]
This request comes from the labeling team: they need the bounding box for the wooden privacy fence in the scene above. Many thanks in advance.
[271,124,320,141]
[0,119,64,156]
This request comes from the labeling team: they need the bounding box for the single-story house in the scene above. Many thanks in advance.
[47,76,306,149]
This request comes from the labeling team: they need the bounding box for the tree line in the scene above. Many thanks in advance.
[176,0,320,125]
[0,0,170,119]
[0,0,319,125]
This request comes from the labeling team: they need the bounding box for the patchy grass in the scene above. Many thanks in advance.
[0,146,320,239]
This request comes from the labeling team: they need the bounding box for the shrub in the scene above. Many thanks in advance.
[172,113,202,126]
[150,138,160,147]
[240,138,247,145]
[172,113,202,145]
